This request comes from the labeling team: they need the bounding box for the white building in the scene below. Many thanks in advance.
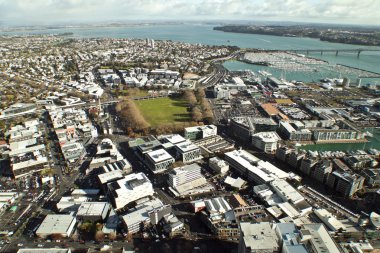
[90,138,123,168]
[300,224,341,253]
[238,222,279,253]
[251,131,281,153]
[17,250,71,253]
[168,164,208,196]
[174,140,202,163]
[56,196,89,212]
[184,125,218,140]
[121,198,164,234]
[270,179,304,205]
[98,170,124,185]
[314,209,346,231]
[225,150,289,185]
[209,157,229,174]
[6,120,49,179]
[76,202,110,222]
[145,149,175,173]
[36,214,76,238]
[107,173,154,210]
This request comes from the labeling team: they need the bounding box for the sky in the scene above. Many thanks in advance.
[0,0,379,26]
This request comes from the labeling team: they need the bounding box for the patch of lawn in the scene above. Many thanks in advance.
[134,97,191,127]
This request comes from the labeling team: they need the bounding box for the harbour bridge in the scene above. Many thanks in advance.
[257,48,380,57]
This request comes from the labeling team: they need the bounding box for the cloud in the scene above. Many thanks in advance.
[0,0,379,25]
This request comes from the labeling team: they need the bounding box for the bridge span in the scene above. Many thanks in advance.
[254,48,380,57]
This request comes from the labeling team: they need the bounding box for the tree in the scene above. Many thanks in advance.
[192,107,203,122]
[203,109,215,124]
[116,99,150,133]
[79,221,93,233]
[109,232,117,241]
[200,97,212,111]
[50,233,63,241]
[95,231,105,242]
[183,90,197,107]
[196,87,205,98]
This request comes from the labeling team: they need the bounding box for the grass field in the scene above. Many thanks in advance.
[134,97,191,127]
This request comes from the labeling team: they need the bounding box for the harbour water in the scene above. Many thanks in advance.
[1,23,380,74]
[299,128,380,152]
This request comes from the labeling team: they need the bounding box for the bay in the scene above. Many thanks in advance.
[1,23,380,74]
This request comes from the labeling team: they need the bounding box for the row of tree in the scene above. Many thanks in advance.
[115,99,150,133]
[184,88,214,124]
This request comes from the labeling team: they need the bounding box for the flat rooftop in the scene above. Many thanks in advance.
[17,250,70,253]
[175,140,199,153]
[77,202,110,217]
[164,134,186,144]
[98,170,124,185]
[147,149,174,163]
[36,214,76,235]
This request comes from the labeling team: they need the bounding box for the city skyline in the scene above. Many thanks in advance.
[1,0,380,26]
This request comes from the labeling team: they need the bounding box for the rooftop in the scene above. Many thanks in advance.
[252,131,281,143]
[146,149,174,163]
[175,140,199,153]
[301,224,341,253]
[77,202,110,217]
[240,222,279,251]
[36,214,76,235]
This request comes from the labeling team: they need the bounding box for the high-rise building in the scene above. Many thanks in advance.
[168,164,207,196]
[326,171,364,198]
[313,160,332,183]
[107,173,154,210]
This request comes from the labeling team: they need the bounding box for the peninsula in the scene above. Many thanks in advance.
[214,25,380,46]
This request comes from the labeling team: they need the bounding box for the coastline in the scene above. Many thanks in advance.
[213,27,380,47]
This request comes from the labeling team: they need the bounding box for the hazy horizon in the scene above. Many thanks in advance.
[0,0,379,27]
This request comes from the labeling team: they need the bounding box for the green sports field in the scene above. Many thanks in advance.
[134,97,191,127]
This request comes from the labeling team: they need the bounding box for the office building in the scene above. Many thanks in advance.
[101,159,132,174]
[270,179,304,205]
[17,250,71,253]
[174,140,202,163]
[238,222,279,253]
[230,117,277,143]
[300,157,318,176]
[279,121,312,141]
[209,157,229,174]
[326,171,365,198]
[107,173,154,210]
[76,202,110,222]
[145,149,175,173]
[121,198,164,234]
[288,151,305,169]
[312,129,360,141]
[252,131,281,153]
[225,149,288,185]
[36,214,76,238]
[300,224,341,253]
[168,164,208,196]
[275,223,308,253]
[314,209,346,231]
[184,125,217,140]
[275,146,292,162]
[313,160,332,183]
